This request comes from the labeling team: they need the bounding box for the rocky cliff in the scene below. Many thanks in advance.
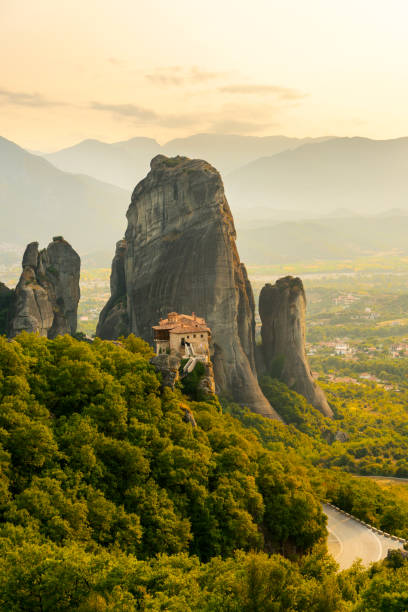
[97,239,128,339]
[259,276,333,417]
[97,154,280,419]
[8,237,80,338]
[0,282,13,335]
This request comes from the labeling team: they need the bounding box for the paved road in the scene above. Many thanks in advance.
[324,504,404,570]
[356,475,408,484]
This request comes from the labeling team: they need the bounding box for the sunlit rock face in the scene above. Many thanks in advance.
[259,276,333,418]
[97,155,280,419]
[8,237,80,338]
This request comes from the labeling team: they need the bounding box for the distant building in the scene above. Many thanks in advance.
[153,312,211,361]
[329,375,359,384]
[335,342,351,356]
[334,294,360,307]
[365,307,376,320]
[359,372,380,382]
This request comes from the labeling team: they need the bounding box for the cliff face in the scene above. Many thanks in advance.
[259,276,333,418]
[8,237,80,338]
[96,239,128,339]
[97,155,280,419]
[0,282,13,335]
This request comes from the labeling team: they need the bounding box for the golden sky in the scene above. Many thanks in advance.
[1,0,408,150]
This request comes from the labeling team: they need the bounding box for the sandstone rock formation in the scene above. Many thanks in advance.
[8,237,80,338]
[197,361,216,396]
[97,239,128,339]
[259,276,333,418]
[0,282,13,335]
[183,409,197,428]
[150,353,181,389]
[97,154,280,419]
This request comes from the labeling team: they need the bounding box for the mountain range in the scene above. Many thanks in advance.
[227,136,408,219]
[42,134,408,221]
[42,133,330,190]
[0,136,128,252]
[2,133,408,264]
[237,213,408,264]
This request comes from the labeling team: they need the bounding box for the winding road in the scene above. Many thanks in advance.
[324,503,404,570]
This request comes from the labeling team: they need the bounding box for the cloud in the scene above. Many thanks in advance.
[146,66,224,86]
[219,84,306,100]
[91,102,159,121]
[89,98,284,136]
[208,118,276,135]
[91,101,203,129]
[0,87,64,107]
[155,113,205,129]
[155,106,278,134]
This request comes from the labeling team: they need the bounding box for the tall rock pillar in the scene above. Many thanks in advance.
[97,155,280,419]
[259,276,333,418]
[8,237,80,338]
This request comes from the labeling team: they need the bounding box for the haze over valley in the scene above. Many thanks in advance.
[3,132,408,268]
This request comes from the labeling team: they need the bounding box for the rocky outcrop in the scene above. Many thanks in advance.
[8,237,80,338]
[98,154,280,419]
[0,283,13,335]
[197,361,216,396]
[259,276,333,418]
[183,409,197,427]
[150,353,181,389]
[96,239,128,339]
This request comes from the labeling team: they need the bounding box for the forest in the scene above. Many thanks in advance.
[1,332,408,610]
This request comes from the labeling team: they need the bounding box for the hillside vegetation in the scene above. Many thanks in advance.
[1,333,408,609]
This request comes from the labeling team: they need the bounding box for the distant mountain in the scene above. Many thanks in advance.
[163,133,331,176]
[237,214,408,264]
[0,136,128,252]
[43,137,160,190]
[43,134,331,190]
[226,137,408,218]
[6,133,408,269]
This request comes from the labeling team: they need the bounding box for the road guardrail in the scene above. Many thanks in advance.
[324,502,408,545]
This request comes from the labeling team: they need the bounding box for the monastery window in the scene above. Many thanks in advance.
[193,334,196,338]
[200,334,203,338]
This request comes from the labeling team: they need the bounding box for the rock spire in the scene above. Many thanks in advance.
[97,155,280,419]
[259,276,333,418]
[8,237,80,338]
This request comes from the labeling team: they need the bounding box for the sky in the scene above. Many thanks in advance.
[1,0,408,150]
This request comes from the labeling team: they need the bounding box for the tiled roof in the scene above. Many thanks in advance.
[153,312,210,334]
[170,324,210,334]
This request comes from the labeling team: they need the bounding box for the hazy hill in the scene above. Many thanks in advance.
[162,133,330,176]
[6,134,408,267]
[44,135,408,220]
[0,136,128,252]
[237,213,408,264]
[226,137,408,218]
[43,134,330,189]
[43,137,161,190]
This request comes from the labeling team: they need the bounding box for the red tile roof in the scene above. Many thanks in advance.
[152,312,210,334]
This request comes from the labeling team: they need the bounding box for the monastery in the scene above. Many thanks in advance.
[152,312,211,362]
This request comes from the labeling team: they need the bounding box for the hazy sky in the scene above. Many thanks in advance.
[2,0,408,150]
